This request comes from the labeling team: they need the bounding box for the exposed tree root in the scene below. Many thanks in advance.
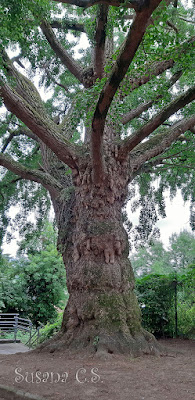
[37,325,165,359]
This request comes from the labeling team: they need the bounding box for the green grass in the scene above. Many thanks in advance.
[0,329,30,344]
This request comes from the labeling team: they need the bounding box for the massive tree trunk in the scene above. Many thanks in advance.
[40,145,161,357]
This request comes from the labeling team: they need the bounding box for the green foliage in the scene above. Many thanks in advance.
[136,274,175,337]
[177,302,195,338]
[168,231,195,270]
[0,252,27,312]
[132,230,195,276]
[0,1,194,247]
[177,265,195,338]
[0,223,68,325]
[18,219,58,255]
[38,312,63,343]
[132,240,171,276]
[0,329,30,345]
[22,244,67,325]
[134,237,195,338]
[0,0,52,47]
[0,172,51,249]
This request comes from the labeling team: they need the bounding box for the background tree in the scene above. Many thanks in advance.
[0,0,194,355]
[0,223,67,325]
[131,230,195,276]
[168,230,195,271]
[0,252,27,312]
[131,240,171,276]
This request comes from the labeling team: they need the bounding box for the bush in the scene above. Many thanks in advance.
[0,246,68,326]
[177,302,195,338]
[136,267,195,338]
[177,265,195,338]
[136,274,175,337]
[38,312,63,343]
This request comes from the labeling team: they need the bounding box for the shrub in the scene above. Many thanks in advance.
[136,274,175,337]
[177,302,195,338]
[38,312,63,343]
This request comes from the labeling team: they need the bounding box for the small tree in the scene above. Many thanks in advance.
[23,245,67,325]
[0,253,27,313]
[0,233,67,325]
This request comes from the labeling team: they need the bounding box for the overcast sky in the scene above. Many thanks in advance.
[131,191,191,246]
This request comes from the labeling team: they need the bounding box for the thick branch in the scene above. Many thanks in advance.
[1,49,49,118]
[118,85,195,160]
[120,36,194,99]
[0,83,79,170]
[131,115,195,174]
[121,70,183,125]
[51,20,85,32]
[1,128,38,153]
[0,51,79,168]
[0,153,63,194]
[93,0,161,119]
[40,21,85,85]
[91,0,161,183]
[52,0,146,11]
[122,100,154,125]
[94,5,108,79]
[134,146,193,175]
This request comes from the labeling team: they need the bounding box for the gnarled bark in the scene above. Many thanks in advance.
[39,147,161,357]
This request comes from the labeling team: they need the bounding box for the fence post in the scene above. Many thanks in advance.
[174,272,178,337]
[29,321,33,347]
[14,315,18,342]
[37,326,40,345]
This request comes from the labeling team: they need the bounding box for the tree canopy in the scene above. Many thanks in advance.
[0,0,194,247]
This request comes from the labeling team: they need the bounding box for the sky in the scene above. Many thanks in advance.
[127,189,191,251]
[155,192,191,246]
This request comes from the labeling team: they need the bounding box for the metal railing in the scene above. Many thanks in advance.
[0,313,43,347]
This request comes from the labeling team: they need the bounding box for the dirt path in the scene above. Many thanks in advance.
[0,339,194,400]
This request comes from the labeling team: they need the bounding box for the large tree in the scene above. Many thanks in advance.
[0,0,194,356]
